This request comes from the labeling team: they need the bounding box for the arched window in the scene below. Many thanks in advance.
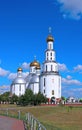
[46,65,47,71]
[50,57,52,60]
[19,85,21,91]
[44,78,45,86]
[52,90,54,95]
[50,52,52,56]
[51,65,53,71]
[46,52,49,61]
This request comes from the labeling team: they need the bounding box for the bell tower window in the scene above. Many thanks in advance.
[50,57,52,60]
[50,52,52,56]
[46,65,47,71]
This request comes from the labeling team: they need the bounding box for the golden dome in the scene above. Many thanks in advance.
[17,67,23,72]
[46,35,54,42]
[30,60,40,69]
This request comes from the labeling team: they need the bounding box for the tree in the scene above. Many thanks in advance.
[33,94,37,105]
[10,94,18,104]
[24,89,34,105]
[34,92,47,105]
[0,95,2,103]
[18,89,47,106]
[18,95,26,106]
[1,92,10,102]
[61,96,66,100]
[18,89,34,106]
[79,98,82,103]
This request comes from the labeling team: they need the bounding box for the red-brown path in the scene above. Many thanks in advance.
[0,116,25,130]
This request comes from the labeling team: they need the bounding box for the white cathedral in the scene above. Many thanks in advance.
[10,32,61,102]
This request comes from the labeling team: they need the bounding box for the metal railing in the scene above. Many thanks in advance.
[0,108,46,130]
[25,112,46,130]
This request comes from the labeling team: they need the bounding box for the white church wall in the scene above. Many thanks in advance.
[21,84,26,95]
[29,83,39,94]
[14,84,19,96]
[11,84,26,96]
[40,74,61,99]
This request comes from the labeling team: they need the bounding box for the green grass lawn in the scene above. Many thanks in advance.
[0,104,82,130]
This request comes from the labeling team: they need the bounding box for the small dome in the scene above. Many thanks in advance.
[12,77,26,84]
[17,67,23,72]
[30,74,39,83]
[25,73,33,83]
[46,35,54,42]
[30,60,40,69]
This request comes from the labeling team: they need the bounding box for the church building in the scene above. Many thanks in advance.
[10,31,61,102]
[40,34,61,101]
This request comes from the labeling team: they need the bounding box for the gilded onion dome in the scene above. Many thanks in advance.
[17,67,23,72]
[30,60,40,69]
[46,35,54,42]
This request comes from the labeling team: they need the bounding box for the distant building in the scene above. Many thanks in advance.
[66,97,76,103]
[10,30,61,101]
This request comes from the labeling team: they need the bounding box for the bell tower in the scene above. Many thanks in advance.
[40,28,61,102]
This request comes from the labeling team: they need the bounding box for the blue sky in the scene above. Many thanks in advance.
[0,0,82,98]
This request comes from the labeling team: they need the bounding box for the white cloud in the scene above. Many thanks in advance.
[58,63,68,71]
[62,77,82,86]
[62,89,75,97]
[0,67,9,77]
[65,88,82,97]
[21,62,30,70]
[22,72,29,78]
[8,72,29,80]
[56,0,82,20]
[73,64,82,72]
[8,73,17,80]
[0,85,10,94]
[72,88,82,92]
[62,86,82,98]
[66,75,72,79]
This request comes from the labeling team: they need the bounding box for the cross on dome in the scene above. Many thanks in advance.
[46,27,54,42]
[34,55,36,61]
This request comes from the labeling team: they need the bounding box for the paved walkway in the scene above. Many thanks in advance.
[0,116,25,130]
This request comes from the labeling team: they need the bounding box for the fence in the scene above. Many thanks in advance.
[25,112,46,130]
[0,108,46,130]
